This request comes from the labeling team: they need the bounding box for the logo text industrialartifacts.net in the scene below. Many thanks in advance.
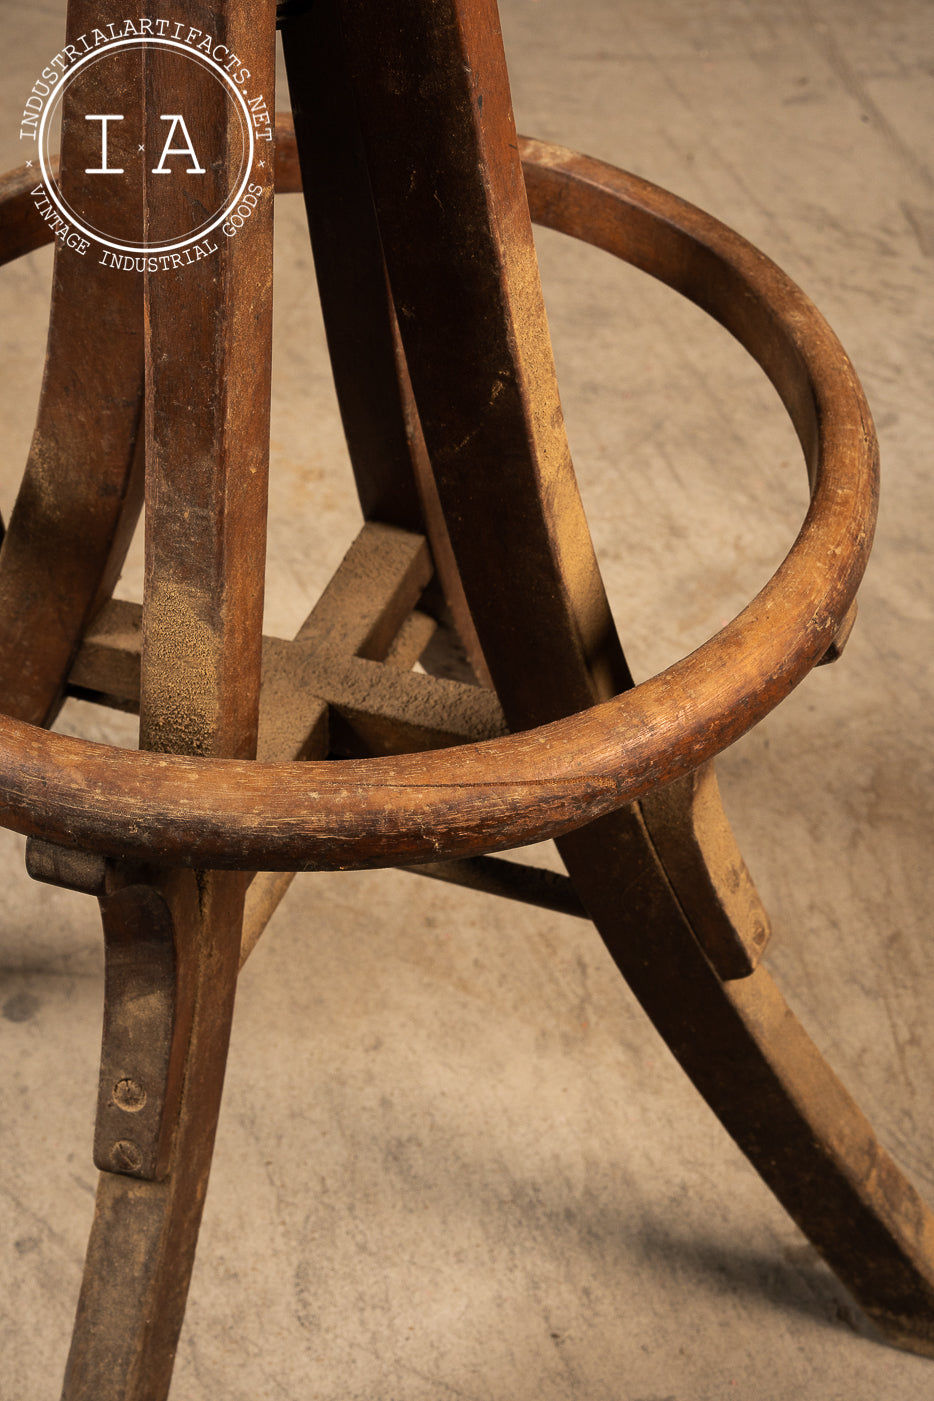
[20,18,272,270]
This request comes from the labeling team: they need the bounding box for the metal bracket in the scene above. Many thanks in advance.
[26,839,187,1181]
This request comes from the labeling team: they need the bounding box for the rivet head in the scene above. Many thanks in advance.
[113,1078,147,1112]
[112,1140,143,1173]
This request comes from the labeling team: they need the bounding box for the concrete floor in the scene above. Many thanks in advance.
[2,1,934,1397]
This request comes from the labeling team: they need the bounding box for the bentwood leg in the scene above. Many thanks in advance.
[280,0,490,682]
[338,0,934,1353]
[560,806,934,1355]
[0,0,144,729]
[52,0,277,1395]
[51,862,249,1401]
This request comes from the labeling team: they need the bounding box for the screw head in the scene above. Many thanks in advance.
[112,1140,143,1173]
[113,1078,147,1112]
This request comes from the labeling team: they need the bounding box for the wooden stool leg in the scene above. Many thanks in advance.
[0,0,144,728]
[339,0,634,728]
[338,0,934,1352]
[560,806,934,1356]
[58,866,247,1401]
[42,0,277,1393]
[281,0,491,682]
[282,0,423,535]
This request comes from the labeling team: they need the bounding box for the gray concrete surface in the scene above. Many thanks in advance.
[2,1,934,1397]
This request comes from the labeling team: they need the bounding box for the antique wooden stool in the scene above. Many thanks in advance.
[2,0,932,1395]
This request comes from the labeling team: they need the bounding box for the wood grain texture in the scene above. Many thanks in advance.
[58,0,278,1394]
[0,0,144,728]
